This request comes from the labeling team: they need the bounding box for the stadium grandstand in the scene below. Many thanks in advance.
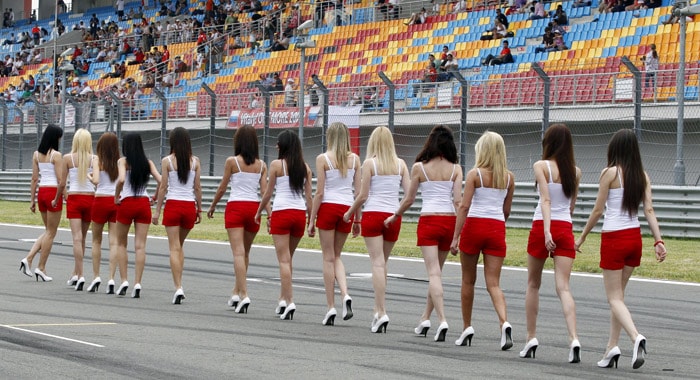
[0,0,697,185]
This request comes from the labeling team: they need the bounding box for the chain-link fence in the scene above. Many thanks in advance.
[1,62,698,186]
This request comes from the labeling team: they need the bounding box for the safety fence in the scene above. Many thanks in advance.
[0,171,697,238]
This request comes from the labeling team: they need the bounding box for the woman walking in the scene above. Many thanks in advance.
[308,122,361,326]
[153,127,202,304]
[575,129,666,369]
[343,126,410,333]
[21,125,64,282]
[520,124,582,362]
[114,133,161,298]
[386,125,461,342]
[89,132,121,293]
[208,125,270,313]
[255,130,312,320]
[57,129,95,291]
[449,131,515,350]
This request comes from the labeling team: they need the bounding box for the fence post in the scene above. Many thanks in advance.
[0,99,6,171]
[14,105,24,169]
[531,63,550,137]
[256,83,271,166]
[29,95,42,141]
[451,71,469,174]
[311,75,329,152]
[201,83,217,176]
[107,92,123,139]
[621,56,642,141]
[152,88,168,159]
[378,71,395,133]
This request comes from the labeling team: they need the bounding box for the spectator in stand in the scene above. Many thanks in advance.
[284,78,297,107]
[173,55,188,73]
[116,0,125,20]
[452,0,467,14]
[376,0,389,21]
[641,44,658,88]
[32,25,41,45]
[128,47,146,65]
[550,19,566,35]
[482,40,514,66]
[415,54,438,95]
[551,30,567,51]
[611,0,627,13]
[2,33,15,46]
[440,53,458,80]
[550,5,568,25]
[492,19,508,39]
[529,0,546,20]
[272,73,284,92]
[495,8,510,29]
[389,0,401,20]
[270,33,290,52]
[572,0,592,7]
[405,7,427,25]
[534,27,555,53]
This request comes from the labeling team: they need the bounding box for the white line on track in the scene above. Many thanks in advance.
[0,324,105,348]
[2,223,698,287]
[7,323,117,327]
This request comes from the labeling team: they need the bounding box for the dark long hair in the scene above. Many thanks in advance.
[169,127,192,184]
[38,124,63,154]
[415,125,458,164]
[97,132,119,182]
[607,129,646,216]
[542,124,576,198]
[122,133,150,195]
[234,125,259,165]
[277,130,305,195]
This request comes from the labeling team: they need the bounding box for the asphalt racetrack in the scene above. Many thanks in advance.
[0,223,697,379]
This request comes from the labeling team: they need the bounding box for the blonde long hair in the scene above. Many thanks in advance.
[366,126,399,175]
[326,122,352,177]
[474,131,509,189]
[71,129,93,185]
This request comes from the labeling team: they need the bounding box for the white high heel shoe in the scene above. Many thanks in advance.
[342,295,353,320]
[66,275,78,286]
[280,303,296,320]
[434,322,448,342]
[34,268,52,282]
[227,295,241,308]
[597,346,621,368]
[19,259,32,277]
[172,288,186,305]
[275,300,287,315]
[87,277,101,293]
[371,314,389,333]
[569,339,581,363]
[632,334,646,369]
[500,322,513,351]
[414,320,431,337]
[455,326,475,347]
[322,308,337,326]
[519,338,539,358]
[74,277,85,291]
[116,281,129,296]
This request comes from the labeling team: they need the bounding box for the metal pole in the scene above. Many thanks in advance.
[106,92,122,139]
[621,56,642,141]
[298,46,305,143]
[674,1,688,186]
[377,71,395,132]
[153,88,168,159]
[0,99,7,171]
[532,63,550,137]
[451,71,469,174]
[16,105,24,169]
[202,83,217,176]
[59,71,67,133]
[311,75,328,151]
[30,95,42,143]
[256,83,271,165]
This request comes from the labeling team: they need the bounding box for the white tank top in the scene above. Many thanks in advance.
[363,159,402,213]
[166,156,196,201]
[467,168,509,222]
[95,170,118,196]
[228,157,262,202]
[272,160,307,212]
[533,161,572,223]
[68,154,96,193]
[602,169,640,231]
[120,170,149,199]
[37,150,59,187]
[419,162,457,215]
[322,153,355,206]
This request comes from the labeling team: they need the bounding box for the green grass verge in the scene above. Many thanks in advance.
[4,201,697,283]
